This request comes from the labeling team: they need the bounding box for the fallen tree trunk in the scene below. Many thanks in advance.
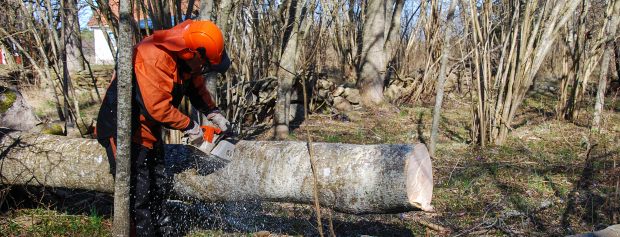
[0,129,434,214]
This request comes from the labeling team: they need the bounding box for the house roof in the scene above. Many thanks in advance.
[87,0,201,28]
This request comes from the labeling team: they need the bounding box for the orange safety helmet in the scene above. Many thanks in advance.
[182,21,230,73]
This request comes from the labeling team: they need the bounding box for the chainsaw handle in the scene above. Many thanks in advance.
[200,126,222,143]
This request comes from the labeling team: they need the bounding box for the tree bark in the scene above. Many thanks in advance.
[199,0,213,21]
[429,0,457,157]
[592,0,620,131]
[274,0,302,140]
[615,41,620,80]
[216,0,235,40]
[116,0,135,233]
[162,0,172,28]
[0,130,435,214]
[64,0,85,72]
[357,0,386,106]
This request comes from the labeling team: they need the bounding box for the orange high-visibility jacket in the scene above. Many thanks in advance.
[96,20,218,149]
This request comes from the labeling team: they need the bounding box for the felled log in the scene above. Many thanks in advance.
[0,129,434,214]
[568,224,620,237]
[0,129,113,192]
[175,141,434,213]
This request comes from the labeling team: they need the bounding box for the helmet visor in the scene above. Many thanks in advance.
[210,49,230,74]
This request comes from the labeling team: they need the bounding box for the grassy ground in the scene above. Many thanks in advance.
[1,80,619,236]
[0,209,110,236]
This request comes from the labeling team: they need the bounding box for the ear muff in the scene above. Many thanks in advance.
[177,48,195,61]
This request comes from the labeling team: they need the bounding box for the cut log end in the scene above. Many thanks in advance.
[406,144,435,212]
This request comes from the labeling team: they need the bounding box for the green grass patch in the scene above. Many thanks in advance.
[324,134,340,143]
[0,87,16,112]
[0,209,111,237]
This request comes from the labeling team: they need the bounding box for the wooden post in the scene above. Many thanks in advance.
[115,0,135,234]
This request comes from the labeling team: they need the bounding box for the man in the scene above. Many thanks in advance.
[95,20,230,236]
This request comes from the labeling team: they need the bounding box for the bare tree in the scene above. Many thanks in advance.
[558,0,590,120]
[382,0,405,73]
[592,0,620,131]
[64,0,85,72]
[464,0,580,146]
[357,0,386,105]
[274,0,303,139]
[429,0,457,157]
[114,0,135,234]
[1,0,67,121]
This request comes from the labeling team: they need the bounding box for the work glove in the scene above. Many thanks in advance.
[182,121,203,145]
[207,111,230,133]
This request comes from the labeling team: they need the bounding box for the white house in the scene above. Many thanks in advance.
[86,0,198,65]
[90,25,117,65]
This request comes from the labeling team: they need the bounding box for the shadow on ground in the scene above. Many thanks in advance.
[169,201,415,237]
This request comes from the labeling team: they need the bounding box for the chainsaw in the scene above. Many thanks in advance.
[181,122,239,163]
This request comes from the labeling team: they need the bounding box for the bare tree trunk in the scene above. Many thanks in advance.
[199,0,213,21]
[173,0,181,25]
[274,0,302,139]
[466,0,487,146]
[162,0,173,28]
[268,0,289,76]
[195,0,219,125]
[34,0,68,121]
[357,0,386,106]
[60,0,81,123]
[141,0,152,36]
[184,0,195,20]
[615,41,620,79]
[466,0,580,146]
[0,130,435,214]
[558,0,589,120]
[216,0,234,39]
[382,0,405,71]
[64,0,85,72]
[115,0,135,233]
[592,0,620,131]
[149,0,164,29]
[429,0,457,157]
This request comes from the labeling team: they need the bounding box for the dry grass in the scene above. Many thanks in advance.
[20,85,102,124]
[2,77,619,236]
[227,88,619,236]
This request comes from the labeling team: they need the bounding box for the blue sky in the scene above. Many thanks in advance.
[78,0,94,29]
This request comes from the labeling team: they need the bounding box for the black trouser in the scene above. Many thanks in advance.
[103,141,171,237]
[131,144,171,237]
